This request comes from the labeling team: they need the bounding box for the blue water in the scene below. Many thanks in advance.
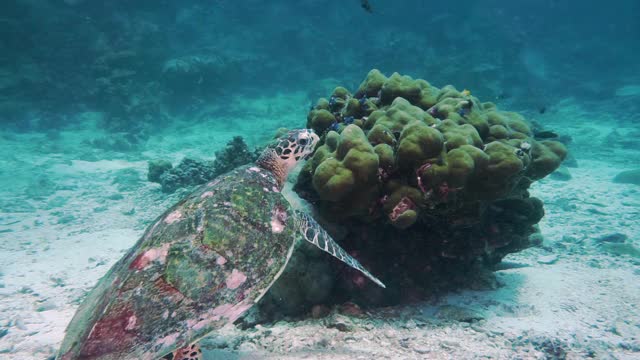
[2,0,638,129]
[0,1,639,359]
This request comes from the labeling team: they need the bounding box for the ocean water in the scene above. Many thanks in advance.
[0,1,639,359]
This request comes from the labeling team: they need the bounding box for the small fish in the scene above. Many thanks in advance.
[496,92,510,100]
[461,89,471,96]
[360,0,373,13]
[538,106,547,114]
[533,130,558,139]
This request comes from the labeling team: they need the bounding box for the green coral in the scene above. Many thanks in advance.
[380,72,423,104]
[396,121,444,170]
[298,69,566,230]
[288,72,572,306]
[307,108,335,134]
[311,125,378,211]
[147,159,172,183]
[374,143,395,171]
[355,69,387,97]
[484,141,525,178]
[527,140,567,180]
[365,97,436,132]
[437,119,483,151]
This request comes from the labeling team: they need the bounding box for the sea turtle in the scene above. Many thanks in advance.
[57,129,385,360]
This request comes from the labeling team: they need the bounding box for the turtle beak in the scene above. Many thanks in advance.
[309,131,320,149]
[303,130,320,160]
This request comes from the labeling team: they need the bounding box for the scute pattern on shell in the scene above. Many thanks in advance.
[58,165,297,360]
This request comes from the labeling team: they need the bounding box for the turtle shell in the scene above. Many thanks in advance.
[58,165,298,360]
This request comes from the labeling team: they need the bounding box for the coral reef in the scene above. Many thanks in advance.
[302,70,566,226]
[294,70,567,306]
[155,158,215,193]
[211,136,262,176]
[147,159,173,183]
[148,136,260,193]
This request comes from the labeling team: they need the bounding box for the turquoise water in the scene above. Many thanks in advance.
[0,1,639,359]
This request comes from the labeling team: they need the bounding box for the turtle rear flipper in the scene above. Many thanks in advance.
[293,211,385,288]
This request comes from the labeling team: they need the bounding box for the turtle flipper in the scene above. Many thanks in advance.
[293,211,385,288]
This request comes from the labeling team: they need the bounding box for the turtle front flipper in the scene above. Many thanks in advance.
[292,211,385,288]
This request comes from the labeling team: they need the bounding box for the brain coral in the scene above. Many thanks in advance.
[299,69,567,230]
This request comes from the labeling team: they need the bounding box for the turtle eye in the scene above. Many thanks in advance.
[298,138,308,146]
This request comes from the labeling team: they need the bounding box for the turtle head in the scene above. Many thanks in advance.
[256,129,319,187]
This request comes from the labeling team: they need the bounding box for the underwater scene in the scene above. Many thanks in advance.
[0,0,639,359]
